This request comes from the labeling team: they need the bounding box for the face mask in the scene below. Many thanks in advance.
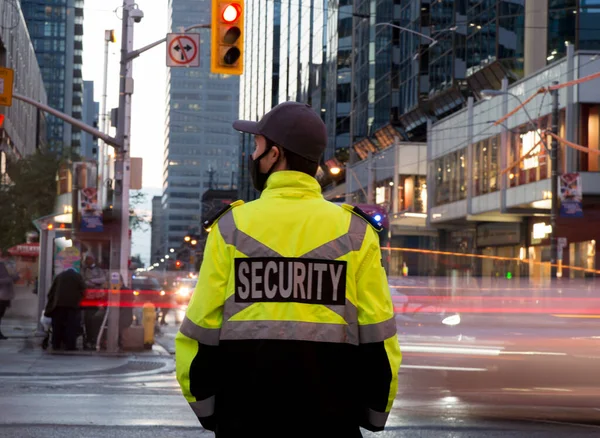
[249,145,279,192]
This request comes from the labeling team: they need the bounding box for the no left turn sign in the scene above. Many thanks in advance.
[166,33,200,67]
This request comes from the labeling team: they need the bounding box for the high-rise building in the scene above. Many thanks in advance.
[0,0,47,185]
[80,81,99,161]
[150,195,164,265]
[21,0,84,155]
[162,0,240,251]
[345,0,598,149]
[238,0,327,201]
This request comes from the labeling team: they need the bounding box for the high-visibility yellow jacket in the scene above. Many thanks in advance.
[176,171,401,436]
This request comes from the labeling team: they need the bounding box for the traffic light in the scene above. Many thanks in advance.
[211,0,244,75]
[175,260,182,269]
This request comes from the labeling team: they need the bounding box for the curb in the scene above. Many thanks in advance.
[0,356,175,379]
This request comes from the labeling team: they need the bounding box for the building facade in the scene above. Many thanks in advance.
[150,195,163,265]
[238,0,327,201]
[21,0,84,155]
[428,49,600,280]
[326,138,434,276]
[0,0,47,184]
[345,0,600,150]
[162,0,240,251]
[80,80,99,161]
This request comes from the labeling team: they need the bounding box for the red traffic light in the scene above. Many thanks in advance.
[176,260,182,268]
[222,4,240,22]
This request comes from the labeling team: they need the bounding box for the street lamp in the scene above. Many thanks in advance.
[165,255,170,259]
[160,258,165,263]
[191,239,198,246]
[374,23,439,47]
[184,236,191,243]
[170,248,175,253]
[480,86,560,278]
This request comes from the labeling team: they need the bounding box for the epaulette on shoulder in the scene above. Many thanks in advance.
[203,200,244,232]
[340,204,384,232]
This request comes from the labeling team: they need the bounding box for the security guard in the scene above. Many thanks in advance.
[176,102,401,437]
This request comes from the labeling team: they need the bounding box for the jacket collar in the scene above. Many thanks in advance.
[260,171,323,199]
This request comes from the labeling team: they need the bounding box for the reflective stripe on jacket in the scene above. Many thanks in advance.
[176,171,402,435]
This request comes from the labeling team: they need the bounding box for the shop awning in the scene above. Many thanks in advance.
[7,243,40,257]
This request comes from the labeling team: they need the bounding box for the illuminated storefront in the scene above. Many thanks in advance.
[428,50,600,279]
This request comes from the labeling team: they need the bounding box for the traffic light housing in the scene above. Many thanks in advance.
[211,0,244,75]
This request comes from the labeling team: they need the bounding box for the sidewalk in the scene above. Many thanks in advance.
[0,286,174,378]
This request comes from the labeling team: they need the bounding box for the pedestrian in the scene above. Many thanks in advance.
[81,255,107,349]
[0,261,19,340]
[175,102,402,437]
[44,268,86,351]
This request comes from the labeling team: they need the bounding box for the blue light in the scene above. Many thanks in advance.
[373,214,382,222]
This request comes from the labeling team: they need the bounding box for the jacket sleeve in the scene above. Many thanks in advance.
[175,222,230,431]
[355,227,402,432]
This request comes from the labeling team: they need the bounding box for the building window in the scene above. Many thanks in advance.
[579,3,600,50]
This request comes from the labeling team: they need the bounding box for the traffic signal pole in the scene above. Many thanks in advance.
[13,1,214,352]
[106,5,211,351]
[106,0,135,353]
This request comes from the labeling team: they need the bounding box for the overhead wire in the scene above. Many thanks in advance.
[429,54,600,157]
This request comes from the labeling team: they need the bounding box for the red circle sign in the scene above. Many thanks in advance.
[168,35,198,65]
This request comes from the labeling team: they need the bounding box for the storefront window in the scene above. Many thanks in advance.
[569,240,596,278]
[489,136,499,192]
[482,139,490,194]
[435,158,449,205]
[459,148,466,199]
[414,176,427,212]
[434,148,468,206]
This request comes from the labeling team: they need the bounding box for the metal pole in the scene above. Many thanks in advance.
[12,93,120,148]
[107,0,134,352]
[393,142,400,213]
[348,1,357,167]
[99,32,111,207]
[550,81,560,279]
[366,150,376,204]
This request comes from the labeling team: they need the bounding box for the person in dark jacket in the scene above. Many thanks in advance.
[0,261,19,340]
[44,268,86,350]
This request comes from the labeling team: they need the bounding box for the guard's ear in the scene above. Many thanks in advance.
[270,145,282,161]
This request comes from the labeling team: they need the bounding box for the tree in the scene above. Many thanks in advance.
[129,190,150,231]
[130,253,145,269]
[0,152,60,252]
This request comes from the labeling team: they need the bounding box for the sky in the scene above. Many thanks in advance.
[82,1,170,265]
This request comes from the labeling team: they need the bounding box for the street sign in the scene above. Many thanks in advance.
[166,33,200,67]
[0,67,14,106]
[110,272,121,290]
[557,237,568,260]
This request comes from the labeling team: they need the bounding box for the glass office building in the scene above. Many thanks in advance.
[162,0,240,250]
[21,0,84,155]
[238,0,327,201]
[80,81,99,161]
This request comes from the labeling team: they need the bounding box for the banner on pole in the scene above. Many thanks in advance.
[559,173,583,218]
[80,187,104,232]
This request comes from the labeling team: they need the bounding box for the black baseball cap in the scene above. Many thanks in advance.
[232,102,327,163]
